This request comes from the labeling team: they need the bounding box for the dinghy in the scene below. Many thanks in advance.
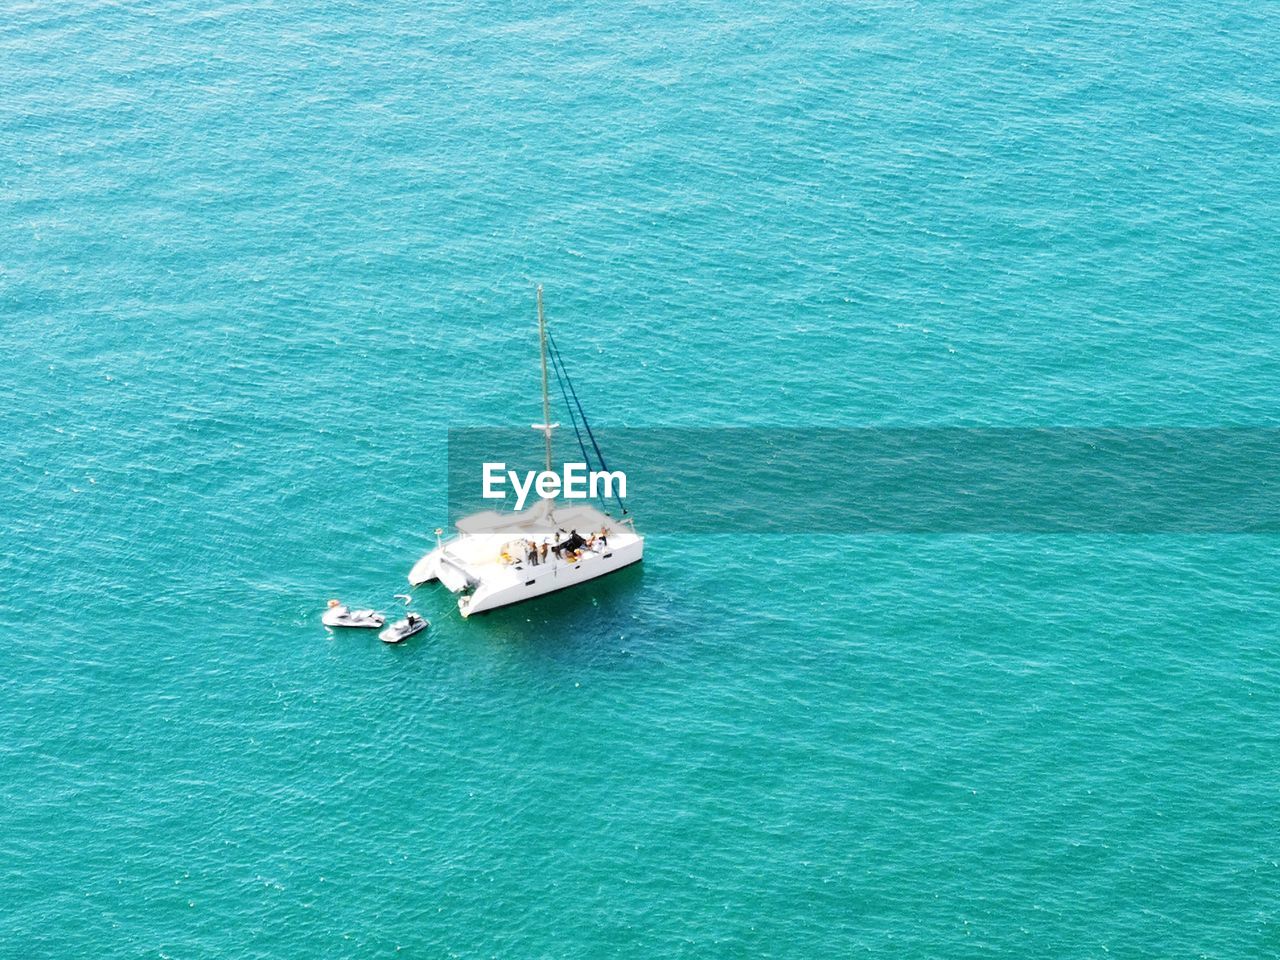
[322,600,385,629]
[379,612,428,644]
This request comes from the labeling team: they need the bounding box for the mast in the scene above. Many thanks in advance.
[537,286,553,474]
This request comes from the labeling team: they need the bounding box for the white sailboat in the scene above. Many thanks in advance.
[408,288,644,617]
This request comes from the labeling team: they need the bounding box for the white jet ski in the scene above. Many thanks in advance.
[379,612,428,644]
[322,599,385,629]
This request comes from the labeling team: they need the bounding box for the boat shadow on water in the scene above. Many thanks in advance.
[460,561,648,655]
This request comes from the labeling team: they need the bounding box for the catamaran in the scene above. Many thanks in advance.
[408,288,643,616]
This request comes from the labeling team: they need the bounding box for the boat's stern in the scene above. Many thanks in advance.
[408,549,441,586]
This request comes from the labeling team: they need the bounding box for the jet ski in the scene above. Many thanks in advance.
[322,599,385,629]
[379,612,428,644]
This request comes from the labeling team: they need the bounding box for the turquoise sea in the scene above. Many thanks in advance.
[3,1,1279,955]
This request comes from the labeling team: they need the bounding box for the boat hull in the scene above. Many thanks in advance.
[460,539,643,616]
[379,619,428,643]
[322,610,385,628]
[408,553,438,586]
[408,549,473,591]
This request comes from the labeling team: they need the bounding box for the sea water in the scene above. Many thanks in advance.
[2,0,1279,955]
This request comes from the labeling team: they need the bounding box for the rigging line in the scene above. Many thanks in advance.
[546,330,609,471]
[549,343,589,466]
[547,330,628,515]
[549,348,610,513]
[548,340,600,503]
[549,340,616,500]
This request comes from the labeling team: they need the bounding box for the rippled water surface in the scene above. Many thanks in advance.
[3,1,1279,955]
